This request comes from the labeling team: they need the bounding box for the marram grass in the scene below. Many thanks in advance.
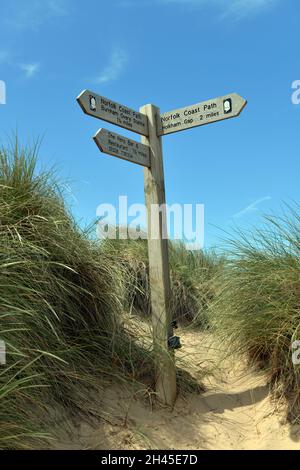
[100,237,222,328]
[0,142,154,449]
[210,206,300,422]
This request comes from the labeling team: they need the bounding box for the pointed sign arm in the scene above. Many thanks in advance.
[157,93,247,136]
[77,89,149,137]
[93,128,151,168]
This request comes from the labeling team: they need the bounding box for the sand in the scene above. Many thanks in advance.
[53,329,300,450]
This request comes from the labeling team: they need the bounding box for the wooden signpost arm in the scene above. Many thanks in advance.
[140,104,177,407]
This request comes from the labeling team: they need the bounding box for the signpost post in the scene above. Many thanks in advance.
[77,89,247,408]
[140,104,177,406]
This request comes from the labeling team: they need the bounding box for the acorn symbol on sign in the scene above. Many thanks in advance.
[90,95,96,112]
[223,98,232,114]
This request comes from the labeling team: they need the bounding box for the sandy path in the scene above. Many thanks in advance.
[54,330,300,450]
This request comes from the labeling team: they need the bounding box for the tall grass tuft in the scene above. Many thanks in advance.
[101,237,222,327]
[210,206,300,422]
[0,141,154,449]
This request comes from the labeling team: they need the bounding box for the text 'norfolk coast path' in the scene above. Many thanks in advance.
[77,90,149,136]
[158,93,247,136]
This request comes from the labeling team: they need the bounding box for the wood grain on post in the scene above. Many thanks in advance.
[140,104,177,407]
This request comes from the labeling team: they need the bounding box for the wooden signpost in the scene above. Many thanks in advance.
[77,89,247,407]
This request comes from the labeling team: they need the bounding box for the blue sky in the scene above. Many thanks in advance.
[0,0,299,249]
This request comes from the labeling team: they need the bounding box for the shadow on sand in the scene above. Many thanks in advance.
[200,385,269,414]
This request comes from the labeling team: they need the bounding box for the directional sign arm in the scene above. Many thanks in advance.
[157,93,247,136]
[93,128,150,168]
[77,89,149,137]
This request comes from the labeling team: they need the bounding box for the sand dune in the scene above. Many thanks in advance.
[53,330,300,450]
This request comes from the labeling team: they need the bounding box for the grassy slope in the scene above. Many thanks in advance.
[0,143,153,449]
[100,237,222,327]
[210,208,300,422]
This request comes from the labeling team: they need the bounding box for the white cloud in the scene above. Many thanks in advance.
[123,0,278,20]
[2,0,68,31]
[20,63,40,78]
[234,196,271,219]
[219,0,277,20]
[0,52,40,79]
[95,48,128,85]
